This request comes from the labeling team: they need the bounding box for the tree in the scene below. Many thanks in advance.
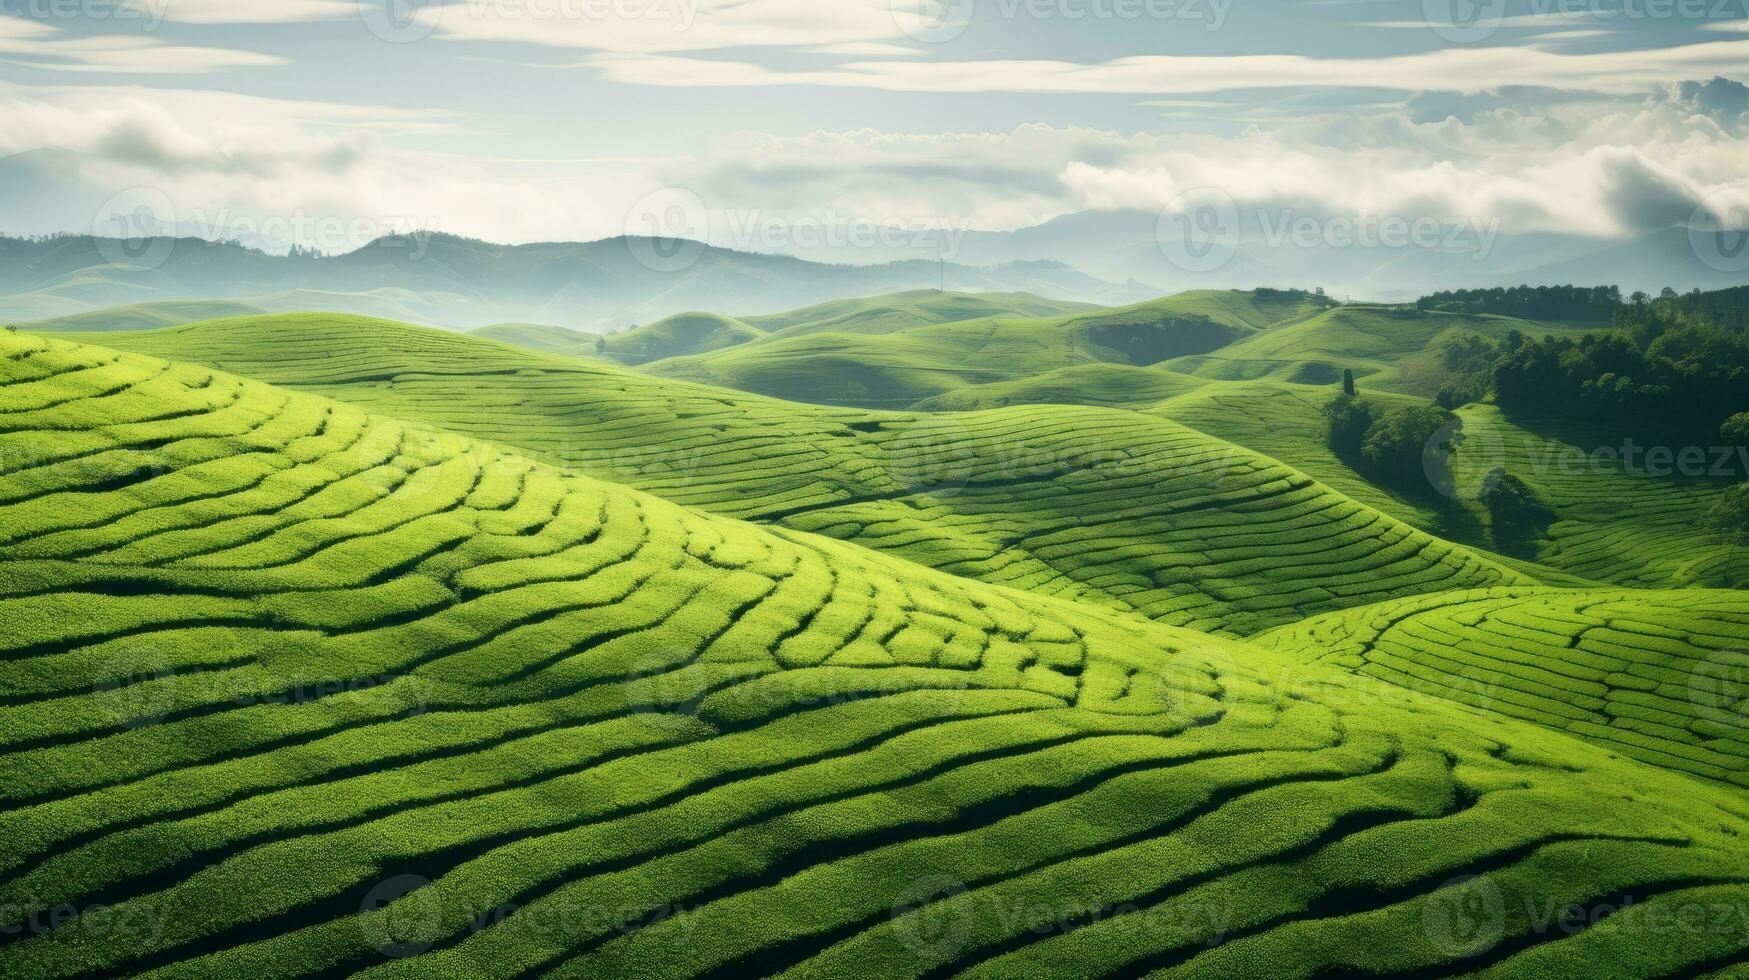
[1724,413,1749,451]
[1321,393,1377,460]
[1341,369,1356,397]
[1360,405,1464,495]
[1480,468,1553,540]
[595,336,608,356]
[1705,484,1749,584]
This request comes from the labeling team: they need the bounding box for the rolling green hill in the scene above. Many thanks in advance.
[4,329,1749,978]
[470,292,1097,366]
[1448,405,1747,589]
[742,289,1100,339]
[1258,587,1749,788]
[912,363,1213,412]
[78,313,1536,636]
[1166,305,1596,396]
[467,323,600,358]
[597,312,765,365]
[645,290,1335,409]
[14,300,270,333]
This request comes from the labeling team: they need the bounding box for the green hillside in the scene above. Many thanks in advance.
[467,323,600,358]
[1449,405,1746,589]
[1258,587,1749,788]
[79,313,1535,636]
[646,290,1332,409]
[912,363,1212,412]
[15,300,270,333]
[1167,305,1595,396]
[743,289,1100,339]
[470,289,1095,365]
[599,312,765,365]
[4,329,1749,978]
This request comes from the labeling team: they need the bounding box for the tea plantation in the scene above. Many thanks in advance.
[5,320,1748,978]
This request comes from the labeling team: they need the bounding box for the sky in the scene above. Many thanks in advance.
[1,0,1747,255]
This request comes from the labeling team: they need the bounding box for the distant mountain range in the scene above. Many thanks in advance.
[0,229,1156,331]
[767,209,1749,301]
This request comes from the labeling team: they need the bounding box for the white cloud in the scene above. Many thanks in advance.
[0,14,281,73]
[3,70,1745,251]
[0,83,649,248]
[153,0,358,23]
[582,38,1749,97]
[411,0,924,53]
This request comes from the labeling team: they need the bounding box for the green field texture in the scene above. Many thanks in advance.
[642,290,1334,409]
[740,288,1103,340]
[1449,404,1748,589]
[1257,587,1749,788]
[466,323,601,359]
[76,313,1538,636]
[911,363,1213,412]
[4,329,1749,978]
[910,365,1747,594]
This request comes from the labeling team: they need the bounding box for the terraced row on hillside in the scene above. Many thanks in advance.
[1257,588,1749,789]
[1450,405,1746,589]
[81,315,1533,635]
[1059,380,1739,592]
[5,331,1749,978]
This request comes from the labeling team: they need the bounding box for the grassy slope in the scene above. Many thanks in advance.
[1449,404,1747,589]
[645,291,1332,410]
[78,314,1534,637]
[470,292,1098,366]
[743,289,1101,340]
[1154,385,1748,590]
[1257,587,1749,788]
[912,363,1213,412]
[3,330,1748,978]
[16,300,270,333]
[467,323,599,358]
[598,312,765,365]
[1167,305,1598,396]
[926,365,1743,592]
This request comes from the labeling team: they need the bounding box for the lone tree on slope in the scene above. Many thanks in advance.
[1706,484,1749,585]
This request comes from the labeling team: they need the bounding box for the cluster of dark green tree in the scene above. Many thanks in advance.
[1430,288,1749,449]
[1416,284,1621,321]
[1323,381,1464,498]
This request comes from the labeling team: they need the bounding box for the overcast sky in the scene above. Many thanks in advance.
[1,0,1746,251]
